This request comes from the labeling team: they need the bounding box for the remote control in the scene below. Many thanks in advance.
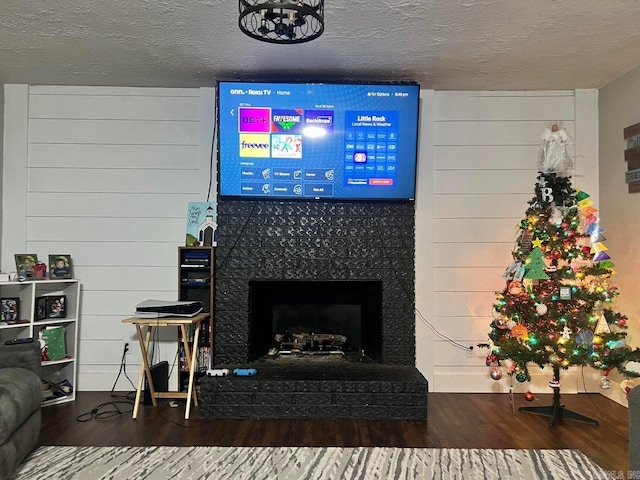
[4,337,34,345]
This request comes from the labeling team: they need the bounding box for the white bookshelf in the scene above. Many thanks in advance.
[0,279,80,406]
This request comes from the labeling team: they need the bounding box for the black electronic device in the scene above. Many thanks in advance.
[143,361,169,405]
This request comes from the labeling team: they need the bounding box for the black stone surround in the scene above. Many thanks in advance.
[213,199,416,365]
[202,199,427,419]
[200,363,428,420]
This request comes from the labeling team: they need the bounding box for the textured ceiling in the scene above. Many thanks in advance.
[1,0,640,90]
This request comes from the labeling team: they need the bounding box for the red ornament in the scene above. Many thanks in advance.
[551,249,562,260]
[581,246,591,255]
[524,391,535,401]
[618,318,627,327]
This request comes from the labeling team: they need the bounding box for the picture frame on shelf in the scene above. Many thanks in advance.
[35,295,66,320]
[46,295,66,319]
[0,298,20,323]
[48,255,73,279]
[14,254,38,279]
[35,296,48,321]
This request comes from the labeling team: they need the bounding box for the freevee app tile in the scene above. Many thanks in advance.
[239,134,271,157]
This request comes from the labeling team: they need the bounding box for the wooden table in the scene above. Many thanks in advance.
[122,312,209,420]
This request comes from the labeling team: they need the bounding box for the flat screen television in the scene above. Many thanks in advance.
[217,81,420,201]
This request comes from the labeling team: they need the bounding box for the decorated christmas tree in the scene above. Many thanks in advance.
[481,124,640,425]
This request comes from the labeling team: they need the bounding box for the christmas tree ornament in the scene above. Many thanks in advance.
[578,199,595,210]
[515,372,528,383]
[485,353,497,366]
[511,324,528,339]
[508,281,523,295]
[575,328,594,345]
[524,391,535,401]
[535,303,548,315]
[532,237,544,249]
[621,379,635,398]
[549,207,563,226]
[549,378,560,389]
[599,376,611,390]
[594,314,611,334]
[585,222,600,233]
[584,213,598,225]
[561,326,571,341]
[490,367,502,380]
[504,359,516,372]
[575,189,589,202]
[593,251,611,262]
[524,247,551,280]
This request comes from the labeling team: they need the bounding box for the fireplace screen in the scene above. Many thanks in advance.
[248,280,383,362]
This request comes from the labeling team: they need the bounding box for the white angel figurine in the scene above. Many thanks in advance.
[539,124,572,174]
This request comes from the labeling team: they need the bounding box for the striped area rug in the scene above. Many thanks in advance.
[13,446,607,480]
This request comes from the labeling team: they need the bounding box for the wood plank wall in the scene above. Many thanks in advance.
[425,90,599,393]
[2,85,215,390]
[3,86,599,393]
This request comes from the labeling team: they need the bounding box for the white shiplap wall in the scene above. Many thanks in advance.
[2,85,215,390]
[424,90,599,393]
[3,86,599,393]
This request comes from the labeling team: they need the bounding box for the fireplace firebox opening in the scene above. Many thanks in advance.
[248,280,383,363]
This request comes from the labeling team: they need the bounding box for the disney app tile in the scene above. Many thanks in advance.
[271,109,303,133]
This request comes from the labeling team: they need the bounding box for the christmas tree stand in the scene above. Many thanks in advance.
[519,367,599,426]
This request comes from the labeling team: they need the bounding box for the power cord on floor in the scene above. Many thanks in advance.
[76,401,134,422]
[76,343,135,421]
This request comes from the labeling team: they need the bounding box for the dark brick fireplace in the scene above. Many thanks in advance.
[200,199,428,419]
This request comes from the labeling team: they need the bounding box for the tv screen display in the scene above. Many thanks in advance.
[217,81,420,201]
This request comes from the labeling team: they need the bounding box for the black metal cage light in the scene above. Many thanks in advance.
[239,0,324,44]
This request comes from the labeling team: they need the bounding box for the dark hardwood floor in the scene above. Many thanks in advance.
[38,391,630,474]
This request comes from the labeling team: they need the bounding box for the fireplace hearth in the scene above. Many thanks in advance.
[201,199,428,419]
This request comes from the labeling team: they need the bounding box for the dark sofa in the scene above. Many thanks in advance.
[0,342,42,480]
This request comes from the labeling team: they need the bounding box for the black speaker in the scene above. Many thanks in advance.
[143,361,169,405]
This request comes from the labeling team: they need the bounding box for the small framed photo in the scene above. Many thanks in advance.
[559,286,572,300]
[15,254,38,279]
[36,295,66,319]
[35,296,48,321]
[48,255,73,279]
[1,298,20,323]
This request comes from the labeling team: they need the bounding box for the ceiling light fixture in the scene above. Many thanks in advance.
[239,0,324,44]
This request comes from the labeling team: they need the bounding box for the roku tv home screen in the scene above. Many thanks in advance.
[217,82,420,200]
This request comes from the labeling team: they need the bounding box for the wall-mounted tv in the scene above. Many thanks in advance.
[217,81,420,201]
